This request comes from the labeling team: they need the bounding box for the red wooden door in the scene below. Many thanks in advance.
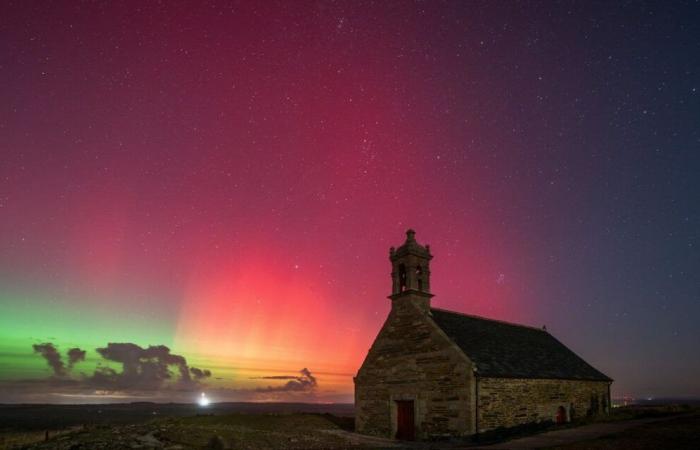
[396,400,415,440]
[556,406,567,424]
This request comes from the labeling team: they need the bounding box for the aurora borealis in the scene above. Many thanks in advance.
[1,1,699,403]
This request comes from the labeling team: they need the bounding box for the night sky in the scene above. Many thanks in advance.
[1,1,699,403]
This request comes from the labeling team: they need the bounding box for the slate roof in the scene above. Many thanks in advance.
[430,308,612,381]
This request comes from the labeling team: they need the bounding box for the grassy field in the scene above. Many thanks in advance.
[0,427,84,450]
[2,413,366,449]
[0,402,360,449]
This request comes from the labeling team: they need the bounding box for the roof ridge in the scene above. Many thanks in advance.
[430,307,547,333]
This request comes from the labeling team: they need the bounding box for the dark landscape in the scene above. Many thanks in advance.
[0,402,355,449]
[2,402,700,449]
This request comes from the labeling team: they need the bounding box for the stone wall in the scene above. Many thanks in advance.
[477,377,610,432]
[354,296,475,439]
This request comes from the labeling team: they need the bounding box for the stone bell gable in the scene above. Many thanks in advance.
[354,230,612,440]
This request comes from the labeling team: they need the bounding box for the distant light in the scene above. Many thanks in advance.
[198,392,210,407]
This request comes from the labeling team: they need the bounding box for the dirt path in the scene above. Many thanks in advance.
[323,415,684,449]
[470,416,675,449]
[322,429,408,447]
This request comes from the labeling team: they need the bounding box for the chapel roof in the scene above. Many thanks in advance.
[430,308,612,382]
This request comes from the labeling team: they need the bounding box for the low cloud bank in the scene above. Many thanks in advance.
[2,343,323,403]
[256,368,317,392]
[90,343,211,390]
[25,341,211,395]
[32,343,67,377]
[67,347,86,368]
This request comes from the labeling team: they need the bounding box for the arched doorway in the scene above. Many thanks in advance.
[556,405,567,424]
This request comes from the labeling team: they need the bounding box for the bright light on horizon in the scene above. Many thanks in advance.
[198,392,210,407]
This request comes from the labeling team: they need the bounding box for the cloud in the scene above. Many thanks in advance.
[190,367,212,380]
[255,375,300,380]
[10,343,326,403]
[0,361,325,403]
[32,343,66,377]
[32,344,87,376]
[20,341,213,400]
[89,343,204,391]
[67,348,86,368]
[256,368,317,392]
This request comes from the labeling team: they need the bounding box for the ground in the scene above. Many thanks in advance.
[2,413,365,450]
[1,404,698,449]
[547,411,700,450]
[473,405,700,450]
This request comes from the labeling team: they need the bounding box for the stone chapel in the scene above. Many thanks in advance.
[354,230,612,440]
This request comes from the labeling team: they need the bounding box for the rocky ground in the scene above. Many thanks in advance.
[3,405,697,450]
[3,413,369,450]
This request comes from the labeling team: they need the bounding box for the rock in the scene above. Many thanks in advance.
[204,435,227,450]
[136,432,162,447]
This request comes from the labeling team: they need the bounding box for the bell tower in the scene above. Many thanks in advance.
[389,229,433,312]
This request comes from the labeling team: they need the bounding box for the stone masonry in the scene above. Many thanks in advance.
[477,377,610,432]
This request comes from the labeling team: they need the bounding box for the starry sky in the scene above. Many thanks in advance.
[1,1,699,403]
